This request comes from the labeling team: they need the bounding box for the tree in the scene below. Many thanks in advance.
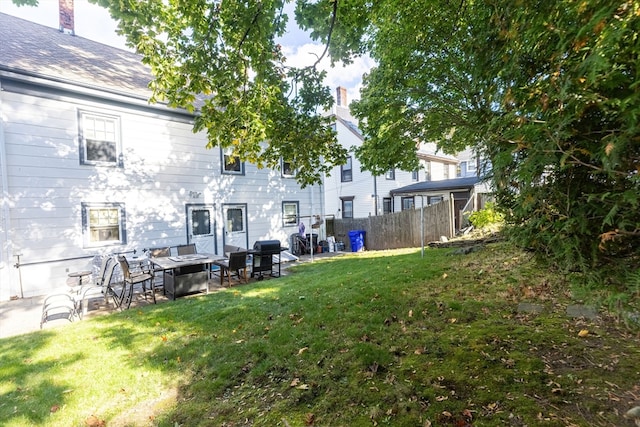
[297,0,640,277]
[15,0,639,275]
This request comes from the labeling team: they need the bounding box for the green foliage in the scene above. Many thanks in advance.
[468,202,504,229]
[298,0,640,277]
[84,0,348,187]
[16,0,639,271]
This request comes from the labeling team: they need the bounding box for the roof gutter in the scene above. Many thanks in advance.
[0,67,195,119]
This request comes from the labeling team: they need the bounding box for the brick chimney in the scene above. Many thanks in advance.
[59,0,75,35]
[336,86,348,107]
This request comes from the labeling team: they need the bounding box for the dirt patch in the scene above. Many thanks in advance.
[108,387,178,426]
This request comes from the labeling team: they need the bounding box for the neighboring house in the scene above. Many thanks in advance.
[323,87,462,218]
[0,13,320,300]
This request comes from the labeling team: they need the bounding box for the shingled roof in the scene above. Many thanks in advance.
[390,176,482,196]
[0,12,153,100]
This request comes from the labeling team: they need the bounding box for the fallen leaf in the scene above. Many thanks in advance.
[296,384,310,390]
[290,378,300,387]
[161,336,167,342]
[578,329,589,337]
[408,310,413,317]
[85,415,106,427]
[50,405,60,413]
[298,347,309,355]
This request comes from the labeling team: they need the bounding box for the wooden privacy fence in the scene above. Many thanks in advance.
[330,200,453,251]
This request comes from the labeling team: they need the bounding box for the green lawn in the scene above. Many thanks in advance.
[1,243,638,426]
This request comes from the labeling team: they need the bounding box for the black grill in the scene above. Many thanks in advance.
[253,240,282,254]
[251,240,283,279]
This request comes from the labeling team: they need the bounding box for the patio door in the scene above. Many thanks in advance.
[222,204,248,249]
[186,204,216,254]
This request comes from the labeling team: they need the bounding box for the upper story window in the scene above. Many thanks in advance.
[282,159,296,178]
[412,169,419,181]
[457,163,464,177]
[221,148,244,175]
[341,156,353,182]
[385,169,395,180]
[79,111,122,167]
[444,164,450,179]
[282,201,299,227]
[82,202,126,248]
[467,157,478,172]
[424,161,431,181]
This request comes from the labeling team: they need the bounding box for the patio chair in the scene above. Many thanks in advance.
[40,292,79,329]
[176,244,196,255]
[213,251,248,287]
[148,247,170,294]
[117,255,155,309]
[77,256,118,317]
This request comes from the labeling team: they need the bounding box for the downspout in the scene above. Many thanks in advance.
[0,85,16,297]
[310,183,314,262]
[419,195,425,258]
[373,175,378,215]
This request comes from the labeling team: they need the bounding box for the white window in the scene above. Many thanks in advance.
[385,169,395,180]
[282,159,296,178]
[467,157,477,172]
[341,196,354,218]
[341,157,353,182]
[282,201,299,226]
[82,203,126,247]
[401,197,415,210]
[221,148,244,175]
[79,111,121,166]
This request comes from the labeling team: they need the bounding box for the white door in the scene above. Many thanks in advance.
[187,204,216,254]
[222,204,248,250]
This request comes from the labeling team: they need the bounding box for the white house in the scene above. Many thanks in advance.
[0,13,321,300]
[322,87,462,218]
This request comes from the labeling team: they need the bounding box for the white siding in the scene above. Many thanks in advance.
[0,88,316,298]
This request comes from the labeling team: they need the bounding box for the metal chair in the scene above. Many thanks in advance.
[147,247,170,294]
[77,256,118,317]
[117,255,155,309]
[213,251,248,287]
[40,293,78,329]
[176,244,196,255]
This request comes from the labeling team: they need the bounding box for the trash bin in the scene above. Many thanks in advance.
[348,230,366,252]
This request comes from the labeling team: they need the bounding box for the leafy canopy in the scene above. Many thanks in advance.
[17,0,349,186]
[296,0,640,275]
[15,0,640,275]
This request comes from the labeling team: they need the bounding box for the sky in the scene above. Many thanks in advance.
[0,0,373,106]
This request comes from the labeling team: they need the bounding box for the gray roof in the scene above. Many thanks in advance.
[0,12,153,100]
[390,176,481,195]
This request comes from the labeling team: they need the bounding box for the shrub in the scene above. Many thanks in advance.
[468,202,504,229]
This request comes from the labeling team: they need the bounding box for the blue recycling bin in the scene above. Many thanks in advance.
[348,230,366,252]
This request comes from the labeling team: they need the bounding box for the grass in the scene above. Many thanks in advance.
[1,242,639,426]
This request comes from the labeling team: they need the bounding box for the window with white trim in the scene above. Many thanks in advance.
[383,197,393,214]
[385,169,395,180]
[341,156,353,182]
[82,202,126,247]
[282,201,299,226]
[221,148,244,175]
[79,111,121,166]
[341,196,354,218]
[282,159,296,178]
[401,197,415,210]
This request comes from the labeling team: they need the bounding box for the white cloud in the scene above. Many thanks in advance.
[282,42,374,103]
